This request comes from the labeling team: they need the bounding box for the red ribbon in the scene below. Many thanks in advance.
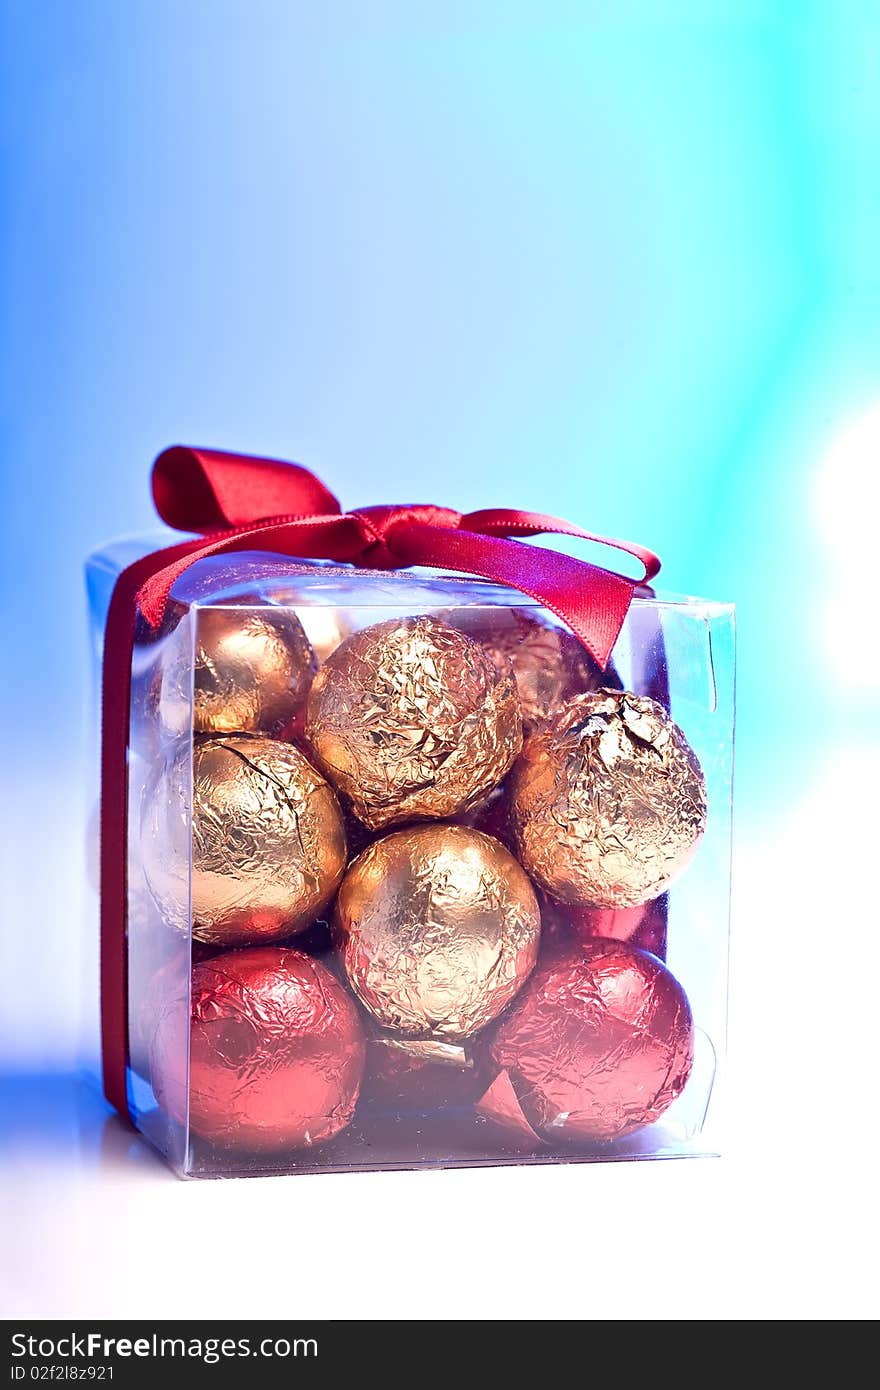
[101,446,660,1120]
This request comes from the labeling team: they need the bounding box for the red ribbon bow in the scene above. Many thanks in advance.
[101,446,660,1119]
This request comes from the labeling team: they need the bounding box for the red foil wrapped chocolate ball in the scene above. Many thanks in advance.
[130,936,223,1080]
[479,939,693,1142]
[150,946,366,1152]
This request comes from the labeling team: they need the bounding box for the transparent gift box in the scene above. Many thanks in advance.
[86,541,734,1179]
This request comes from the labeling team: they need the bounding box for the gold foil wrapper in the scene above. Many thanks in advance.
[157,606,316,737]
[510,689,706,907]
[142,735,347,945]
[150,946,365,1152]
[305,616,522,829]
[445,607,609,731]
[335,823,541,1039]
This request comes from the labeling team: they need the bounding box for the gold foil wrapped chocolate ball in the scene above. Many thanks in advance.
[157,606,316,736]
[142,736,347,945]
[334,824,541,1039]
[446,608,611,731]
[510,690,707,908]
[304,616,522,829]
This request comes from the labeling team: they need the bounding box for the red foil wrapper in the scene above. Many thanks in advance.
[130,937,219,1079]
[539,891,668,961]
[150,946,366,1152]
[479,940,693,1143]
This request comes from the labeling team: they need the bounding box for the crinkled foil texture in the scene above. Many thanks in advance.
[444,607,615,731]
[304,616,522,829]
[141,736,347,945]
[511,689,707,907]
[157,607,316,737]
[335,824,541,1039]
[150,947,365,1151]
[488,940,694,1142]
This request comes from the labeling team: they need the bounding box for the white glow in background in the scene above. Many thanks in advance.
[815,405,880,690]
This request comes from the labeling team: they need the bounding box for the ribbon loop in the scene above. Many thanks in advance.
[152,445,341,531]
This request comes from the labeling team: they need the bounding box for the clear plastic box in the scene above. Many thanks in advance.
[86,542,734,1178]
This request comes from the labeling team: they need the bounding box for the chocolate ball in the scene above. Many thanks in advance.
[157,606,316,737]
[510,689,706,907]
[304,616,522,829]
[445,607,615,731]
[141,736,347,945]
[479,939,694,1142]
[335,824,541,1039]
[150,946,365,1151]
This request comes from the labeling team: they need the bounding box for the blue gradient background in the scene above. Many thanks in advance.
[3,1,880,1325]
[1,5,878,1064]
